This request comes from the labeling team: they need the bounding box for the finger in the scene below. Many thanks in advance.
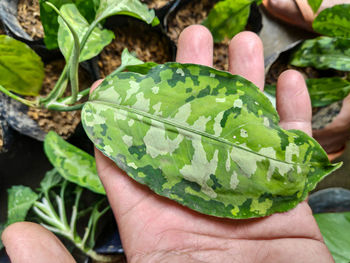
[96,25,214,214]
[277,70,312,135]
[2,222,75,263]
[90,79,104,93]
[228,31,265,91]
[176,25,213,66]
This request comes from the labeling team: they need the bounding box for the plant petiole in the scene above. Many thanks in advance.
[0,85,38,108]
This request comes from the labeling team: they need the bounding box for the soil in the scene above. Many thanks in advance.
[141,0,170,9]
[266,53,347,129]
[166,0,231,71]
[98,21,173,78]
[26,60,93,138]
[17,0,44,40]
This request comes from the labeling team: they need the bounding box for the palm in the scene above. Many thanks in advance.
[97,150,331,262]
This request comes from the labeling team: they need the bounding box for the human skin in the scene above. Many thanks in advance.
[263,0,350,155]
[2,26,334,263]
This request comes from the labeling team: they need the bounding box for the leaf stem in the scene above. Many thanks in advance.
[44,2,81,104]
[39,65,69,104]
[0,85,38,107]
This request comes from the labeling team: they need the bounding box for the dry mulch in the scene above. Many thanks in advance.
[26,60,93,138]
[98,22,172,78]
[17,0,44,40]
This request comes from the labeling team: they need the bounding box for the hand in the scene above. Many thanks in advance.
[1,26,333,263]
[313,94,350,156]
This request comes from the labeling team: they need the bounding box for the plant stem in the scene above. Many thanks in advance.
[0,85,38,107]
[46,102,85,111]
[44,2,81,105]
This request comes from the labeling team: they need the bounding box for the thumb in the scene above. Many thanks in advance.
[2,222,75,263]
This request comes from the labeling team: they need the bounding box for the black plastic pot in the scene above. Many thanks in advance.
[309,188,350,214]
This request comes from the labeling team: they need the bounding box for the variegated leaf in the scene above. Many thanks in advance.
[58,4,114,62]
[290,37,350,71]
[44,131,105,195]
[202,0,254,43]
[95,0,159,26]
[265,77,350,107]
[82,63,340,219]
[313,4,350,38]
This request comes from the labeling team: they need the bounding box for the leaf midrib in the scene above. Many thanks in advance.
[87,101,321,167]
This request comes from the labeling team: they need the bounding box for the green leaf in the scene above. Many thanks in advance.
[202,0,253,43]
[0,35,44,96]
[314,212,350,263]
[306,77,350,107]
[81,62,340,219]
[40,169,63,193]
[265,77,350,107]
[115,48,158,74]
[95,0,159,26]
[40,0,100,49]
[313,4,350,38]
[7,186,38,225]
[290,36,350,71]
[58,4,114,62]
[44,131,106,194]
[308,0,323,13]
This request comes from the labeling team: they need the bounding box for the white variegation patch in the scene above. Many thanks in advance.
[153,102,162,115]
[133,92,150,112]
[240,129,248,138]
[285,143,299,163]
[144,120,184,158]
[230,147,264,177]
[128,119,134,127]
[216,98,226,103]
[152,86,159,94]
[180,135,219,198]
[169,103,191,123]
[176,68,185,76]
[230,171,239,190]
[126,80,140,100]
[122,135,133,147]
[213,111,224,136]
[233,98,243,108]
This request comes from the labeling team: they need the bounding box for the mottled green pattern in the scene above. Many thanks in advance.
[0,35,44,96]
[315,212,350,263]
[202,0,253,43]
[40,0,99,50]
[82,63,340,219]
[265,78,350,107]
[114,49,158,74]
[58,4,114,62]
[44,131,105,194]
[7,186,38,225]
[313,4,350,38]
[308,0,322,13]
[291,37,350,71]
[0,185,38,249]
[95,0,159,26]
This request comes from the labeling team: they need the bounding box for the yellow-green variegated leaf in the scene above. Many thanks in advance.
[44,131,105,195]
[81,63,341,219]
[95,0,159,26]
[58,4,114,62]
